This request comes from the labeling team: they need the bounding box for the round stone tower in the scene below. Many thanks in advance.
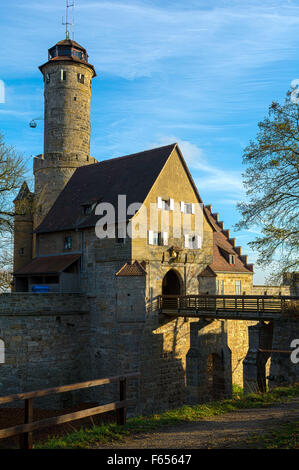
[33,39,97,230]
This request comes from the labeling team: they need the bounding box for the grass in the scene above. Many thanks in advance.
[35,384,299,449]
[247,420,299,449]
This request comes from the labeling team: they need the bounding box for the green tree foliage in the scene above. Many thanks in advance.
[236,92,299,280]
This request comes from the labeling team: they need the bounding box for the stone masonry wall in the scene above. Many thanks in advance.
[0,293,91,408]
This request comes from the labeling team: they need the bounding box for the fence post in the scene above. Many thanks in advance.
[20,398,33,450]
[116,378,127,425]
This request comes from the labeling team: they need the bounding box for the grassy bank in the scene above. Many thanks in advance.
[36,384,299,449]
[247,420,299,449]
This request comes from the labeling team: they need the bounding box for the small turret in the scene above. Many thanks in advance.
[13,182,34,274]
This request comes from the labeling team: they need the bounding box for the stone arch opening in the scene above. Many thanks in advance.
[162,269,182,296]
[206,352,225,400]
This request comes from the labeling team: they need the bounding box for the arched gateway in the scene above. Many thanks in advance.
[162,269,182,296]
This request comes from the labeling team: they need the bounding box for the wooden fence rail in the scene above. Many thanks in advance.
[0,372,140,449]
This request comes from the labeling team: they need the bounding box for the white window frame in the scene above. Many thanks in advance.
[148,230,168,246]
[235,280,242,295]
[157,197,174,211]
[184,234,201,249]
[181,202,196,214]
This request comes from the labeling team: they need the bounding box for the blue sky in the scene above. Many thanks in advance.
[1,0,299,283]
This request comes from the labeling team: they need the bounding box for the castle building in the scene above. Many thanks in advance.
[2,37,297,412]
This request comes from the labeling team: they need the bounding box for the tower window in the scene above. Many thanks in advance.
[64,236,72,250]
[61,70,67,81]
[59,46,71,56]
[46,73,50,83]
[77,73,85,84]
[73,50,83,59]
[19,248,24,256]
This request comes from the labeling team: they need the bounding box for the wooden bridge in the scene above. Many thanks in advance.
[158,294,299,321]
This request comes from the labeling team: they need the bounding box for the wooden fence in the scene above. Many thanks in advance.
[0,372,140,449]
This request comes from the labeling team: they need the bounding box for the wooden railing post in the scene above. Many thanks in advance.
[116,378,127,426]
[20,398,33,450]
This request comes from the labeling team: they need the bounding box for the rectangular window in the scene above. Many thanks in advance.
[157,197,174,211]
[73,50,83,59]
[148,231,168,246]
[235,280,242,295]
[116,237,126,244]
[77,73,85,84]
[184,234,201,249]
[61,70,67,81]
[64,236,72,250]
[19,248,24,256]
[181,202,195,214]
[229,254,236,264]
[217,280,224,295]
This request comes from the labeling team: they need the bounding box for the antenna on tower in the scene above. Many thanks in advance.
[62,0,75,40]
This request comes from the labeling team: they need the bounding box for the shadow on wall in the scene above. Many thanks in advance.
[139,314,189,416]
[186,320,232,404]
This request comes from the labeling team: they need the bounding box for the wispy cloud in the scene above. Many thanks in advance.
[156,136,244,194]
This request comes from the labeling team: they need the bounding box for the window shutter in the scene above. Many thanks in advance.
[191,203,196,214]
[180,201,185,213]
[162,232,169,246]
[184,234,189,248]
[195,235,202,249]
[157,197,163,209]
[148,230,154,245]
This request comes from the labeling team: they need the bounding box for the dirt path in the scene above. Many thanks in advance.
[95,398,299,449]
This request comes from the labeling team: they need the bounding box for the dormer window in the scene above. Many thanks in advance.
[83,204,92,215]
[229,254,236,264]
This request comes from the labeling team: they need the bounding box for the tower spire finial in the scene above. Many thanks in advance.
[62,0,74,40]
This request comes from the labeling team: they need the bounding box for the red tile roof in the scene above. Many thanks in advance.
[14,254,80,275]
[204,207,252,274]
[116,261,146,277]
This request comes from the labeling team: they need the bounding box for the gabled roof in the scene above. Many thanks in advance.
[35,144,177,234]
[14,254,80,275]
[116,261,146,277]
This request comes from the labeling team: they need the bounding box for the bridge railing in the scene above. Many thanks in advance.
[159,294,299,316]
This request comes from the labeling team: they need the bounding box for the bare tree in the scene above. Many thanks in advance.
[0,133,27,291]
